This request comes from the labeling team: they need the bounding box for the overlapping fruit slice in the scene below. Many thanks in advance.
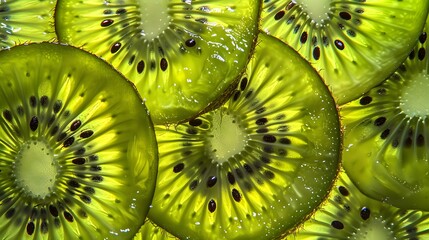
[261,0,429,104]
[148,33,341,239]
[0,0,56,49]
[55,0,260,124]
[341,15,429,211]
[0,42,158,239]
[286,169,429,239]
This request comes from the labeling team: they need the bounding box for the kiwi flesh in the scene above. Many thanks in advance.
[285,169,429,240]
[54,0,260,124]
[0,0,56,49]
[260,0,429,105]
[340,16,429,211]
[147,32,341,239]
[0,42,158,239]
[134,219,176,240]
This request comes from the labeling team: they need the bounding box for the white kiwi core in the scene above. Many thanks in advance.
[294,0,332,25]
[399,71,429,118]
[207,109,248,164]
[352,217,394,240]
[15,141,58,199]
[138,0,171,40]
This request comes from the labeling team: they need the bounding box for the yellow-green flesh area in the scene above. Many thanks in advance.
[261,0,429,104]
[286,170,429,239]
[341,16,429,211]
[134,219,176,240]
[0,0,56,49]
[148,33,341,239]
[0,42,158,239]
[55,0,260,124]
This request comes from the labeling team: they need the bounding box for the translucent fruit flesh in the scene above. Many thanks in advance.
[148,33,341,239]
[261,0,429,105]
[341,16,429,211]
[55,0,261,124]
[0,42,158,239]
[286,169,429,240]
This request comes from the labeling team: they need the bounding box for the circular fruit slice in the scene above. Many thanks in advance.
[341,17,429,211]
[0,42,158,239]
[285,169,429,239]
[0,0,56,49]
[261,0,429,105]
[148,33,341,239]
[55,0,260,124]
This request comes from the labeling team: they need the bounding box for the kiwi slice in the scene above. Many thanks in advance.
[285,169,429,239]
[54,0,260,124]
[134,219,176,240]
[147,32,341,239]
[0,0,56,49]
[0,42,158,238]
[340,16,429,211]
[260,0,429,105]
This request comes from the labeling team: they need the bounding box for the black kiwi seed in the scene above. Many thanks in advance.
[334,40,345,50]
[208,199,216,213]
[339,12,352,20]
[3,109,12,122]
[256,118,268,125]
[173,163,185,173]
[110,42,121,54]
[231,189,241,202]
[40,96,49,107]
[80,130,94,138]
[419,32,427,43]
[100,19,114,27]
[63,136,74,147]
[359,96,372,105]
[331,220,344,230]
[373,117,386,126]
[116,8,126,15]
[70,120,81,131]
[263,134,276,143]
[360,207,371,220]
[29,96,37,107]
[160,59,168,71]
[29,116,38,131]
[185,39,196,47]
[227,172,236,185]
[189,180,198,190]
[206,176,217,188]
[189,118,202,127]
[53,100,62,113]
[274,10,285,20]
[137,60,145,74]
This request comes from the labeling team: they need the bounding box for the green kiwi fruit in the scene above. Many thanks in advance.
[0,0,56,49]
[134,219,176,240]
[0,42,158,239]
[260,0,429,105]
[285,169,429,239]
[340,14,429,211]
[54,0,261,124]
[147,32,341,239]
[340,15,429,211]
